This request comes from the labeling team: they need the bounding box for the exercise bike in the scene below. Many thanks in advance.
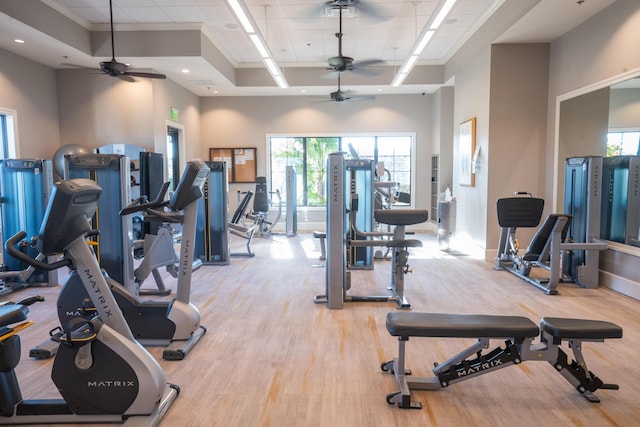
[1,178,178,424]
[128,181,203,297]
[46,160,210,361]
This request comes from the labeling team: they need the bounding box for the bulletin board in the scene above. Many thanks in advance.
[209,147,257,183]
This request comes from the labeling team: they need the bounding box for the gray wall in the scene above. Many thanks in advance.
[0,48,60,159]
[609,88,640,130]
[486,43,550,253]
[545,0,640,299]
[450,42,491,251]
[546,0,640,208]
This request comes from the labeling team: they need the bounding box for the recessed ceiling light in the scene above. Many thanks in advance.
[14,39,25,44]
[301,89,307,93]
[377,88,383,92]
[182,69,190,73]
[213,90,219,94]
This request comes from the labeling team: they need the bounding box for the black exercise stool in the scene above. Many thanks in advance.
[312,231,326,261]
[374,209,428,309]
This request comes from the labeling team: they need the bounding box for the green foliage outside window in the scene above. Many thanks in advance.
[270,135,412,207]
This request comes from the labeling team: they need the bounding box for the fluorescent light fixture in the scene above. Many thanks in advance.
[391,0,457,87]
[391,73,408,87]
[273,74,288,89]
[430,0,457,30]
[227,0,255,33]
[399,55,419,75]
[413,30,435,55]
[226,0,288,89]
[14,39,25,44]
[264,57,280,77]
[249,34,269,58]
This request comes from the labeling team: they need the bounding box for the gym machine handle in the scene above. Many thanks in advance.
[120,181,171,216]
[5,231,72,271]
[514,191,533,197]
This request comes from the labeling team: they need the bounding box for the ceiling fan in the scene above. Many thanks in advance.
[67,0,166,81]
[323,74,375,103]
[325,2,385,75]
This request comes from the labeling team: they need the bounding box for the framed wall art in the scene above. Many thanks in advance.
[458,117,476,187]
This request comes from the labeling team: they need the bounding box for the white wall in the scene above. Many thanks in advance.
[0,48,60,159]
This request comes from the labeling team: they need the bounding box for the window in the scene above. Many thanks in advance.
[606,131,640,156]
[0,110,18,159]
[268,134,414,207]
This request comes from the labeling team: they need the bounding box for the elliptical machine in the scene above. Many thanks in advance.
[1,178,178,424]
[51,160,210,361]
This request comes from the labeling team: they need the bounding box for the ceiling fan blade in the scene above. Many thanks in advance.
[352,58,385,67]
[123,71,167,80]
[354,2,389,22]
[347,95,376,101]
[119,74,136,82]
[349,66,383,77]
[322,70,340,79]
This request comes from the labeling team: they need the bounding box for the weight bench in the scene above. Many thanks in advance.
[382,312,622,409]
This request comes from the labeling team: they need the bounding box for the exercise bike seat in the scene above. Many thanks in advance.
[375,209,429,226]
[0,304,28,328]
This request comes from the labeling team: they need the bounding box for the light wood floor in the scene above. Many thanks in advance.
[2,232,639,427]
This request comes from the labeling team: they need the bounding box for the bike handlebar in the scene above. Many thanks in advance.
[5,231,72,271]
[119,181,171,216]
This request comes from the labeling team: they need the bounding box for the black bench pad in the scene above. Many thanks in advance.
[386,312,539,339]
[385,239,422,248]
[312,231,326,239]
[0,304,29,328]
[541,317,623,340]
[375,209,429,226]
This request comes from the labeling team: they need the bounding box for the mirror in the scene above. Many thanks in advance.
[557,74,640,249]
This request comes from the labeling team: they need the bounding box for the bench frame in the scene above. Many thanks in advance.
[382,313,621,409]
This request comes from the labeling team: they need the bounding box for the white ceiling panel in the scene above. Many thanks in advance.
[0,0,618,96]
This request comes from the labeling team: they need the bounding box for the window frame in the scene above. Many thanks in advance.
[0,108,19,159]
[266,132,416,209]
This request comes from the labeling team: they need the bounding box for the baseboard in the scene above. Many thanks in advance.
[600,270,640,301]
